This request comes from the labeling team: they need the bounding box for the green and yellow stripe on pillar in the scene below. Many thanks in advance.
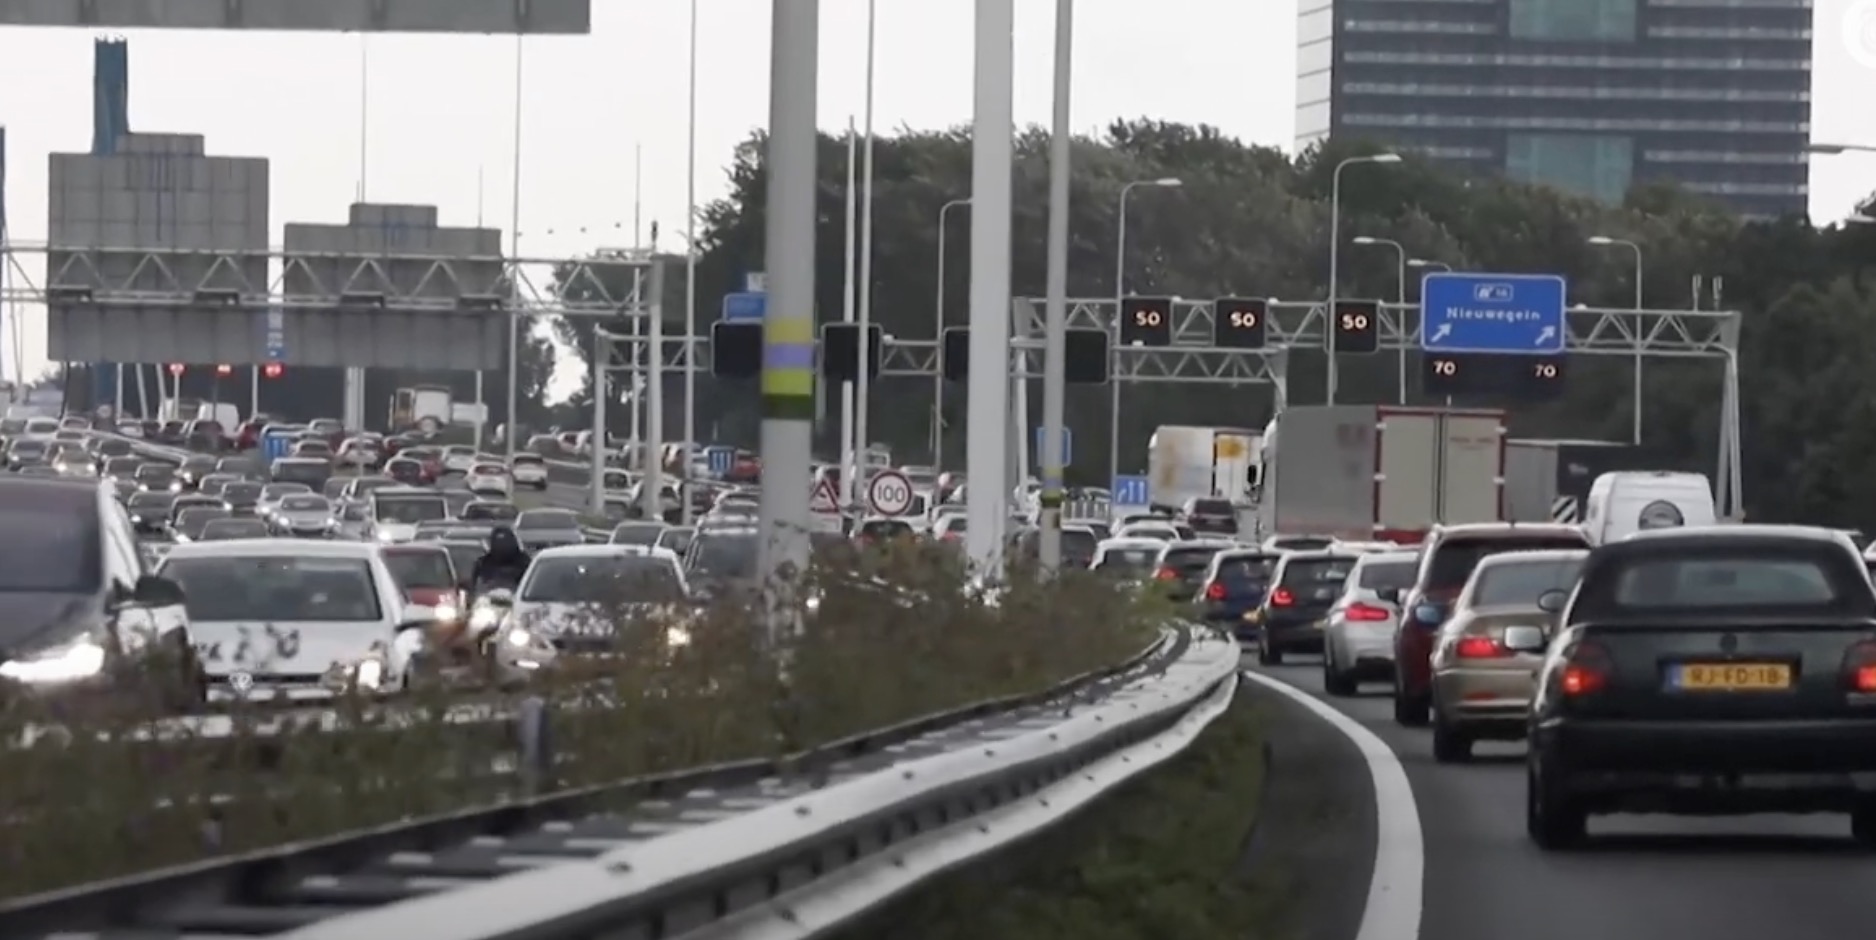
[761,313,816,420]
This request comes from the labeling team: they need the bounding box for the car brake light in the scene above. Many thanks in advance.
[1559,640,1613,696]
[1155,567,1180,581]
[1345,602,1389,621]
[1843,639,1876,693]
[1204,582,1225,601]
[1454,635,1504,659]
[1269,588,1294,607]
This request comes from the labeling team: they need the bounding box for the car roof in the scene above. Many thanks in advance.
[1351,549,1419,565]
[1096,537,1163,550]
[1160,539,1237,552]
[1433,522,1588,540]
[534,544,681,562]
[1472,548,1589,570]
[1621,523,1837,545]
[163,538,381,559]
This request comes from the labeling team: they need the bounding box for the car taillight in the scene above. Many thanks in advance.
[1842,639,1876,693]
[1559,640,1613,696]
[1345,602,1389,621]
[1454,635,1505,659]
[1155,567,1179,581]
[1269,588,1294,607]
[1204,582,1225,601]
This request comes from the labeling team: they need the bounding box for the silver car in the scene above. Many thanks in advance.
[270,494,334,537]
[1320,550,1419,696]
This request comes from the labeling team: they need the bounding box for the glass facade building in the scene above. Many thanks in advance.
[1296,0,1812,217]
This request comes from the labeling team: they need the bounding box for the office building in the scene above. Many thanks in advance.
[1295,0,1813,217]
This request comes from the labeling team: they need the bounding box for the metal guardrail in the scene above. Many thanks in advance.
[0,625,1221,938]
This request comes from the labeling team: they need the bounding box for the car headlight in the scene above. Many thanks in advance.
[353,658,384,690]
[0,637,107,683]
[433,604,459,622]
[169,481,183,492]
[665,625,692,647]
[504,627,533,648]
[471,604,505,631]
[804,594,821,612]
[377,530,395,542]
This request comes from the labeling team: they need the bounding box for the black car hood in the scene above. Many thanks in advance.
[0,592,98,653]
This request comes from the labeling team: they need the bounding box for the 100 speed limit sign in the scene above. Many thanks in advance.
[866,470,915,516]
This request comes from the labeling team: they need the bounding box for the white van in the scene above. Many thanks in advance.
[1582,471,1718,545]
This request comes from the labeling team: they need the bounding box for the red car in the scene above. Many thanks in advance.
[1390,523,1591,726]
[379,544,465,617]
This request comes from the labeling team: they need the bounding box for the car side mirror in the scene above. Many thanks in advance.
[1501,624,1548,654]
[1536,589,1568,614]
[130,574,185,608]
[1411,603,1445,627]
[395,604,439,632]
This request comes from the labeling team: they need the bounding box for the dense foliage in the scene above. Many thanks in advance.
[549,122,1874,527]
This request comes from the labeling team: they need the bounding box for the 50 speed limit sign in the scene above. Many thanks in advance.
[866,470,915,516]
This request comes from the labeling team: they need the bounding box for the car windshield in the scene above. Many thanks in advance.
[381,549,456,591]
[1359,559,1419,592]
[279,495,329,512]
[1163,545,1226,575]
[463,501,519,521]
[689,534,758,579]
[222,483,263,501]
[1472,558,1584,607]
[1427,536,1589,592]
[376,497,447,523]
[0,500,101,593]
[201,519,269,539]
[134,464,173,483]
[521,556,686,603]
[160,555,383,622]
[518,510,578,531]
[9,441,45,456]
[1216,554,1277,584]
[1608,554,1843,609]
[610,524,664,546]
[1095,547,1159,574]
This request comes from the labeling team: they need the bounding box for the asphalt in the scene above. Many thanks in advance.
[1244,654,1876,940]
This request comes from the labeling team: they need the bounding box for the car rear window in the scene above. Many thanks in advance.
[1164,546,1226,573]
[1215,554,1276,583]
[382,549,456,590]
[1358,559,1418,592]
[1472,558,1583,607]
[1282,557,1356,585]
[1191,499,1233,516]
[1427,536,1589,592]
[1096,547,1159,572]
[1606,554,1845,610]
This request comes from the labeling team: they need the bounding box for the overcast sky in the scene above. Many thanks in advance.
[1,0,1871,385]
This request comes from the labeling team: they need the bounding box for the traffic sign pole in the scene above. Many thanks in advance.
[1038,0,1072,575]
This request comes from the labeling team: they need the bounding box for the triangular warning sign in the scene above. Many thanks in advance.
[810,477,840,513]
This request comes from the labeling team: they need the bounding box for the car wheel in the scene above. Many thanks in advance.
[1257,636,1282,666]
[1851,801,1876,849]
[1526,754,1587,849]
[1431,709,1472,762]
[1392,682,1430,727]
[1322,646,1356,696]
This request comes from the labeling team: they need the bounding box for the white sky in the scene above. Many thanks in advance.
[1,0,1872,385]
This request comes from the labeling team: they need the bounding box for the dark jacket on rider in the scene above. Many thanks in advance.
[470,526,532,592]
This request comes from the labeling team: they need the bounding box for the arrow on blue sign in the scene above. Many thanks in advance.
[1419,273,1566,354]
[1111,475,1149,505]
[721,292,766,322]
[1034,426,1072,468]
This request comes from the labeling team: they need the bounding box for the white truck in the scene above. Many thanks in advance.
[1145,425,1263,512]
[1256,405,1506,543]
[388,385,453,433]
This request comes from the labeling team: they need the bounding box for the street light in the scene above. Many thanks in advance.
[1110,177,1183,481]
[1407,258,1448,271]
[1351,235,1407,404]
[1327,153,1402,404]
[932,197,970,470]
[1587,235,1645,445]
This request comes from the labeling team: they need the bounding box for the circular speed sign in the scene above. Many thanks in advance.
[866,470,915,516]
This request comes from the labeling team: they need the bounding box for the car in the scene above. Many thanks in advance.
[684,526,760,599]
[1321,550,1419,696]
[172,506,232,542]
[464,462,513,498]
[1195,548,1280,639]
[256,482,314,517]
[384,457,428,486]
[1152,539,1236,603]
[269,494,334,536]
[1114,520,1184,542]
[1253,551,1360,665]
[514,508,586,551]
[379,543,466,619]
[198,517,272,541]
[133,462,181,494]
[1090,537,1164,583]
[6,438,49,469]
[219,481,265,515]
[1179,496,1239,536]
[461,499,520,523]
[368,488,450,543]
[510,453,549,490]
[510,544,693,656]
[1391,523,1592,728]
[1426,549,1587,760]
[154,539,443,701]
[441,445,478,475]
[0,476,198,711]
[609,521,667,547]
[125,491,179,536]
[1519,526,1876,849]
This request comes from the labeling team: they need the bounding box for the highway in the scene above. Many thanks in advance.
[1243,657,1876,940]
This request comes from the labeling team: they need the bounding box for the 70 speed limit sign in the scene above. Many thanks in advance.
[865,470,915,516]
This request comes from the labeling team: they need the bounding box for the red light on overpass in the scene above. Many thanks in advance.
[262,362,284,379]
[166,363,184,376]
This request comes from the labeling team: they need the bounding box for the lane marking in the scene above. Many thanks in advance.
[1240,670,1423,940]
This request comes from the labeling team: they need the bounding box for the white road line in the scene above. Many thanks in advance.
[1239,670,1423,940]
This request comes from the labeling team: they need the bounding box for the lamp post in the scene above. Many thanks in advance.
[1326,153,1401,404]
[932,197,969,470]
[1588,235,1644,444]
[1407,258,1448,273]
[1351,235,1406,403]
[1109,176,1181,483]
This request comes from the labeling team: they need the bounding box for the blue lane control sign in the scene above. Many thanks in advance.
[1419,273,1566,354]
[264,307,286,360]
[1112,475,1149,505]
[706,447,734,477]
[261,432,293,464]
[721,292,766,322]
[1034,427,1072,468]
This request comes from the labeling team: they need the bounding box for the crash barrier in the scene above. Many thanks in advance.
[0,623,1235,939]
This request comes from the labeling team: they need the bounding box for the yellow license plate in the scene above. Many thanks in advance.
[1675,662,1791,691]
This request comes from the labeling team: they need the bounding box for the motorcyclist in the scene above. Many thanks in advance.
[468,526,533,597]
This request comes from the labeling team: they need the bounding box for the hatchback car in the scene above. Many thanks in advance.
[1195,549,1279,639]
[1321,549,1419,695]
[1253,551,1359,665]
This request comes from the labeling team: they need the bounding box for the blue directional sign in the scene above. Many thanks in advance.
[706,446,735,477]
[1112,475,1149,505]
[263,307,286,360]
[721,292,766,322]
[261,431,293,464]
[1419,273,1566,354]
[1034,427,1072,468]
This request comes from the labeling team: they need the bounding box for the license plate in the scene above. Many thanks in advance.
[1672,662,1791,691]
